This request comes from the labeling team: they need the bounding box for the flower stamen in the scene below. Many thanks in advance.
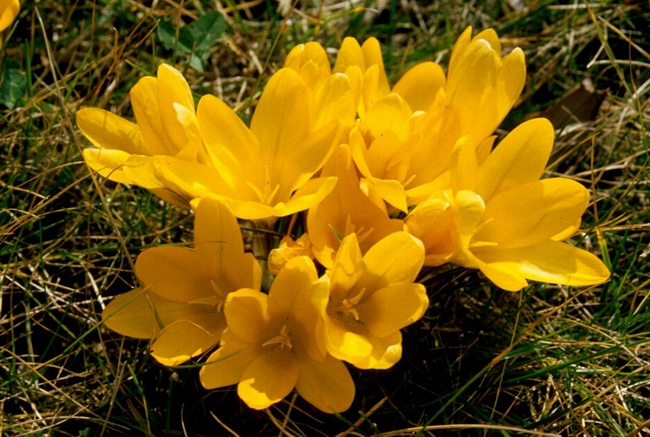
[262,325,293,350]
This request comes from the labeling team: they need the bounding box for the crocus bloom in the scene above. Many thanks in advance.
[307,143,404,269]
[77,63,202,206]
[407,27,526,197]
[153,66,356,220]
[347,28,526,210]
[405,118,611,291]
[312,232,428,369]
[101,199,261,365]
[200,256,355,413]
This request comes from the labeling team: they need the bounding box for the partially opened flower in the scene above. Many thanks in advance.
[77,63,202,206]
[312,232,428,369]
[101,198,261,366]
[200,256,355,413]
[407,27,526,196]
[153,66,356,220]
[307,143,404,268]
[405,118,611,291]
[347,27,526,209]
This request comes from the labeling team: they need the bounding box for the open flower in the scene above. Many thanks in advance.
[307,143,404,269]
[405,118,611,291]
[312,232,428,369]
[101,198,261,366]
[200,256,355,413]
[153,66,355,220]
[77,63,202,206]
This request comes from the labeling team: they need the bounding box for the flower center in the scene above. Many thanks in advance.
[343,215,373,245]
[334,288,365,321]
[262,324,293,350]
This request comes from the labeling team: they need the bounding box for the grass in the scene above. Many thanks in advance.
[1,0,649,435]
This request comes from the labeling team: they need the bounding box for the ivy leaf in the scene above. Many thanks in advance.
[157,18,195,55]
[190,11,226,53]
[0,58,27,109]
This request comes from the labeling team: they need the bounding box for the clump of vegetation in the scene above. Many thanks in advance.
[1,1,649,435]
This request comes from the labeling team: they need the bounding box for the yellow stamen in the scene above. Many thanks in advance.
[335,288,365,321]
[262,325,292,350]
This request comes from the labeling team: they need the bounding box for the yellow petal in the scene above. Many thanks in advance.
[329,234,366,300]
[283,41,331,88]
[224,289,270,342]
[334,37,365,75]
[454,190,486,250]
[361,38,390,97]
[295,355,355,413]
[77,108,145,154]
[101,288,159,339]
[311,72,355,133]
[130,76,173,155]
[358,283,428,338]
[475,179,590,248]
[361,232,424,289]
[363,93,412,141]
[238,347,300,410]
[196,94,259,190]
[474,240,611,288]
[82,148,135,185]
[157,63,195,151]
[393,62,446,112]
[267,257,320,339]
[0,0,19,32]
[324,318,373,362]
[200,334,259,389]
[192,198,262,291]
[135,246,214,303]
[404,194,455,266]
[150,319,219,366]
[250,68,311,172]
[451,137,479,192]
[478,118,554,201]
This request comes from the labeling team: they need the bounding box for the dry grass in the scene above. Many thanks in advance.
[1,0,649,435]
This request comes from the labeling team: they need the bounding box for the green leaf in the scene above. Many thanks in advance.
[190,11,225,53]
[157,19,195,55]
[0,58,27,109]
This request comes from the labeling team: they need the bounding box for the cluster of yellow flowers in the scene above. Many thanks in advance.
[79,28,610,413]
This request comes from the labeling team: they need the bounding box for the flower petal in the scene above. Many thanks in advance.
[101,288,159,339]
[130,76,174,155]
[192,198,262,291]
[295,355,355,413]
[475,178,590,247]
[135,246,213,303]
[268,257,320,339]
[238,348,300,410]
[224,289,270,342]
[157,63,195,151]
[474,240,611,289]
[324,318,373,363]
[358,283,428,338]
[200,333,259,389]
[361,232,425,289]
[82,148,135,185]
[150,319,220,366]
[77,108,144,154]
[478,118,554,201]
[393,62,446,112]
